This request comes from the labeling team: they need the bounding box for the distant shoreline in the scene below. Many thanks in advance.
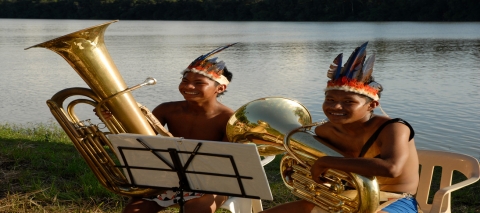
[1,0,479,22]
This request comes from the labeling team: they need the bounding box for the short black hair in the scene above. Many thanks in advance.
[363,77,383,112]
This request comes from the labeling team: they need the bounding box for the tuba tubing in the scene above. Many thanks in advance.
[26,20,167,197]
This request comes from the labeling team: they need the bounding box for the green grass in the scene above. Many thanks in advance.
[0,122,124,212]
[0,122,479,212]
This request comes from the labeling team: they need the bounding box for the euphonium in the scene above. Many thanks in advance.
[226,97,380,212]
[25,20,170,197]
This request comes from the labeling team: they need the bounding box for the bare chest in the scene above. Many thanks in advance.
[165,114,226,141]
[329,132,380,158]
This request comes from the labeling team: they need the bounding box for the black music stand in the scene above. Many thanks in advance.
[107,133,273,213]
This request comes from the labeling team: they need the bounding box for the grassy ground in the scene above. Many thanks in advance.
[0,122,479,212]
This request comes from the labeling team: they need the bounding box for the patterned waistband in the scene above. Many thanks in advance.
[379,191,414,202]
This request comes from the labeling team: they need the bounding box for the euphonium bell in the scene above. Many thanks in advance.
[25,20,169,197]
[226,97,379,212]
[226,97,313,156]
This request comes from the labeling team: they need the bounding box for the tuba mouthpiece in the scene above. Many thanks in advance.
[144,77,157,86]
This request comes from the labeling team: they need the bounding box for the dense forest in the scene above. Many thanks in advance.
[0,0,479,21]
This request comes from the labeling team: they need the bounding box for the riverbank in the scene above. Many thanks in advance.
[0,123,478,212]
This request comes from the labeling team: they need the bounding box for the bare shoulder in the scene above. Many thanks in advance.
[219,103,234,116]
[374,116,413,138]
[151,101,187,121]
[373,116,416,159]
[314,121,338,142]
[152,101,185,114]
[216,103,234,123]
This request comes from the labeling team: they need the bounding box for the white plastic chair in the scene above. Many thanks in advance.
[416,150,480,213]
[220,155,276,213]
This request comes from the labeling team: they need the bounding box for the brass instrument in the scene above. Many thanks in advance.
[25,20,170,197]
[226,97,379,212]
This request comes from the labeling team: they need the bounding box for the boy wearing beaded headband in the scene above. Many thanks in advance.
[181,43,235,87]
[325,42,381,101]
[261,42,420,213]
[122,43,236,213]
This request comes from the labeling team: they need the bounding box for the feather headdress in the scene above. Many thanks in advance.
[182,43,237,86]
[325,42,380,101]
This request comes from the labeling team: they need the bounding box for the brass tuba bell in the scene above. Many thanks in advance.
[226,97,380,212]
[25,20,170,197]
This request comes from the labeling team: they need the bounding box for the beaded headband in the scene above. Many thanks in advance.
[325,42,380,101]
[181,43,237,86]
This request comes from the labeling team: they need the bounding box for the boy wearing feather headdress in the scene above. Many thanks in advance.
[261,42,420,213]
[120,44,236,213]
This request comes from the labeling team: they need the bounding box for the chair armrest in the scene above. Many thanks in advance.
[261,155,275,166]
[430,177,480,213]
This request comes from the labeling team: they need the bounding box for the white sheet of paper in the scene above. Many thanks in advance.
[107,133,273,200]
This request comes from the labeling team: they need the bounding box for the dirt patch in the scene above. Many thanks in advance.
[0,156,23,197]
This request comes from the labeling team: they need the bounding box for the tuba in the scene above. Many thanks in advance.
[25,20,171,197]
[226,97,380,212]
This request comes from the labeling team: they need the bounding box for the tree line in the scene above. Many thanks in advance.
[1,0,479,21]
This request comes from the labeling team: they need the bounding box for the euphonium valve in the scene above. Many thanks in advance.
[226,97,379,212]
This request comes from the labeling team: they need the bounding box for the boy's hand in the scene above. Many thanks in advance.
[94,109,113,120]
[310,158,328,184]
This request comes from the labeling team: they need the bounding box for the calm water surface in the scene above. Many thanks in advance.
[1,19,479,158]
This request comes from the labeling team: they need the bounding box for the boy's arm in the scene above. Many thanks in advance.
[222,134,229,142]
[311,123,412,181]
[151,103,169,126]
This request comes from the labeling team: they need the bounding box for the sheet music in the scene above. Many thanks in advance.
[107,133,273,200]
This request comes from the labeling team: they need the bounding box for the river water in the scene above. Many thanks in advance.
[1,19,479,159]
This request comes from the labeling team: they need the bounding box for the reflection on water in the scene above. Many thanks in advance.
[1,19,479,158]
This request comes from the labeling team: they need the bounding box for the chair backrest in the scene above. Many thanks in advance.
[416,149,480,213]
